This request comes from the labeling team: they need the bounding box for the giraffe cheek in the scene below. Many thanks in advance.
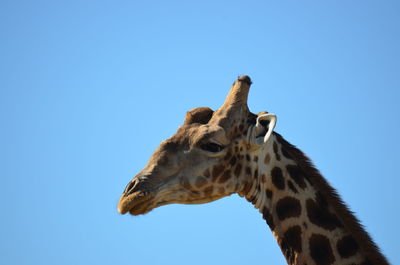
[194,176,208,189]
[203,186,214,196]
[217,187,226,195]
[181,177,192,190]
[217,170,232,184]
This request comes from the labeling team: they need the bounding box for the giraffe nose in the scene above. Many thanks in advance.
[123,178,140,196]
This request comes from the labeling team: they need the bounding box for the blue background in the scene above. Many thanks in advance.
[1,1,399,264]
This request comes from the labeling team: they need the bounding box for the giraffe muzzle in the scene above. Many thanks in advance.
[118,176,157,215]
[118,188,155,215]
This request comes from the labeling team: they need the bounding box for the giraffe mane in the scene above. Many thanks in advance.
[274,132,390,265]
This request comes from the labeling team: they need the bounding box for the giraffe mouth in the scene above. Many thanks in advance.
[118,191,156,215]
[118,189,226,216]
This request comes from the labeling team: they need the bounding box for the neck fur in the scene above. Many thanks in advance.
[238,133,389,265]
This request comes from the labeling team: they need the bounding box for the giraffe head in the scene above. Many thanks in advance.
[118,75,277,215]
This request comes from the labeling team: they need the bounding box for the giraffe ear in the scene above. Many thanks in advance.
[184,107,214,125]
[250,113,277,146]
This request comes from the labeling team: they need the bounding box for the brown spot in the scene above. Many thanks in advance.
[264,153,271,165]
[309,234,335,265]
[273,141,281,161]
[234,163,242,177]
[212,165,225,181]
[271,167,285,190]
[303,222,308,229]
[245,166,252,177]
[262,206,275,230]
[284,226,302,252]
[280,225,302,264]
[261,174,266,183]
[239,124,244,132]
[266,189,273,199]
[336,235,359,259]
[276,196,301,221]
[281,146,292,159]
[203,186,213,196]
[234,146,239,152]
[195,176,207,188]
[288,180,298,193]
[181,178,192,189]
[253,156,258,162]
[223,151,232,161]
[246,154,251,161]
[253,169,258,179]
[306,193,343,230]
[229,156,237,166]
[286,165,307,189]
[203,169,211,178]
[218,170,231,183]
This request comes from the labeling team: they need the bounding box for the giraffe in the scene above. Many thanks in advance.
[118,76,390,265]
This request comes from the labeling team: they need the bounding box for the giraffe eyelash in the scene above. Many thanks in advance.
[200,141,224,153]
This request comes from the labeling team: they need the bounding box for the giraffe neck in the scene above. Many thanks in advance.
[238,133,389,265]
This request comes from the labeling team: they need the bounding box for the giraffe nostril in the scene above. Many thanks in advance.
[124,178,140,195]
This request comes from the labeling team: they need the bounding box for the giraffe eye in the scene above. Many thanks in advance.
[200,142,224,153]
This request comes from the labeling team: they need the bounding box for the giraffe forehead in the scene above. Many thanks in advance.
[187,124,231,146]
[173,108,259,148]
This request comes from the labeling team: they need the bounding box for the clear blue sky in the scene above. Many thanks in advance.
[1,1,399,264]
